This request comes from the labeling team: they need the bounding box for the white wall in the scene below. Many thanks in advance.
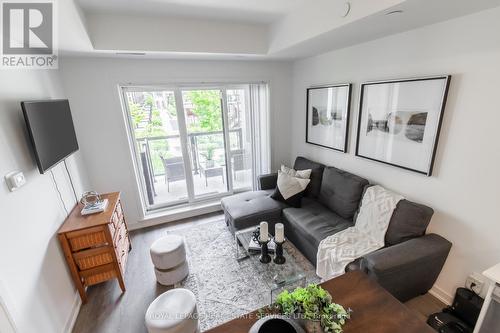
[86,14,268,55]
[58,57,293,226]
[0,70,90,332]
[291,7,500,302]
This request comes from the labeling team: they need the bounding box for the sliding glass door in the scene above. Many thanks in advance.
[123,89,189,207]
[122,84,258,211]
[181,89,229,198]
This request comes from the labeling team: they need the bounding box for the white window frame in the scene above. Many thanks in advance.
[120,82,264,215]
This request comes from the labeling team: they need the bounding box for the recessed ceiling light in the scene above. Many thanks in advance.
[385,10,404,16]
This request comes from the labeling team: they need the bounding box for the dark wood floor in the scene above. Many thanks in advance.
[72,212,223,333]
[405,293,446,322]
[72,212,445,332]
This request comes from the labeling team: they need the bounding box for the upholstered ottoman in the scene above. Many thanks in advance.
[145,288,198,333]
[150,235,189,285]
[221,190,286,234]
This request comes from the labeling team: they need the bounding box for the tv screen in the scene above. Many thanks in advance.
[21,99,79,174]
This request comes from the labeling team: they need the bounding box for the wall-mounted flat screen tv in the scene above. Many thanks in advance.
[21,99,79,174]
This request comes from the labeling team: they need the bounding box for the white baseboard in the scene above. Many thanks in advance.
[63,291,82,333]
[429,284,453,305]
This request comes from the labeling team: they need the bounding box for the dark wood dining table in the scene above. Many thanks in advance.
[205,270,434,333]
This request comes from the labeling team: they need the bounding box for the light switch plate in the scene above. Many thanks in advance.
[5,171,26,192]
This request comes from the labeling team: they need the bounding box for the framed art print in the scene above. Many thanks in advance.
[356,76,451,176]
[306,84,352,152]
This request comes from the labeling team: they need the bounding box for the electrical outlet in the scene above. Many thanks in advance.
[465,273,484,294]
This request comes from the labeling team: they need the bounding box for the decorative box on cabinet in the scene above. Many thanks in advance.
[57,192,131,303]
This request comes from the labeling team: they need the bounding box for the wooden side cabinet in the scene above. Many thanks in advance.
[58,192,131,303]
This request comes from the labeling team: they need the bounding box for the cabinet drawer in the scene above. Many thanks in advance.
[73,247,114,270]
[81,264,116,286]
[114,221,127,244]
[67,226,108,251]
[108,221,117,239]
[115,227,129,254]
[111,211,120,228]
[118,244,129,272]
[116,201,124,219]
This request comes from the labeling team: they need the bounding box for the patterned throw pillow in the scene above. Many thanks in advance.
[271,167,311,207]
[281,165,312,179]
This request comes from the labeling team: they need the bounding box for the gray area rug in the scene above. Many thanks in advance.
[171,219,319,331]
[72,218,318,333]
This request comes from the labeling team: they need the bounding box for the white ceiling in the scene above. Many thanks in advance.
[272,0,500,58]
[76,0,307,24]
[63,0,500,59]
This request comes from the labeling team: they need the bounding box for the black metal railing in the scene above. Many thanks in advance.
[136,128,243,180]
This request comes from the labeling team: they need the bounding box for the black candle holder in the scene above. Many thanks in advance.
[273,239,286,265]
[258,239,272,264]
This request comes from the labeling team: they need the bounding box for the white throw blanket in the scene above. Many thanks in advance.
[316,185,403,280]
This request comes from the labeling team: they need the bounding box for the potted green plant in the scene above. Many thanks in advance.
[272,284,351,333]
[201,145,216,167]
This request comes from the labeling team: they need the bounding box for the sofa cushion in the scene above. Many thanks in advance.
[385,200,434,246]
[318,167,369,220]
[283,198,353,249]
[221,190,286,232]
[293,157,325,198]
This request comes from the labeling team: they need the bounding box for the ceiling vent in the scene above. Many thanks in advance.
[115,52,146,56]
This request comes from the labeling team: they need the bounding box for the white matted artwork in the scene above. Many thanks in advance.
[306,84,351,152]
[356,76,451,176]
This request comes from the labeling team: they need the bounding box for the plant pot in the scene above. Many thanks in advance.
[249,315,305,333]
[205,160,215,168]
[296,320,323,333]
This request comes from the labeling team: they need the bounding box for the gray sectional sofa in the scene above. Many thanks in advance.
[221,156,452,302]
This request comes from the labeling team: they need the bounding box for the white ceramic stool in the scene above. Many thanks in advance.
[145,288,198,333]
[150,235,189,285]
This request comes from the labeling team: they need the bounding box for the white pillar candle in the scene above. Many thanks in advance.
[259,221,269,242]
[275,223,284,243]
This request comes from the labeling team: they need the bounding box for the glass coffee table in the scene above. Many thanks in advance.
[235,226,307,303]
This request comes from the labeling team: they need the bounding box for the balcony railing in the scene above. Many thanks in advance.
[136,129,243,203]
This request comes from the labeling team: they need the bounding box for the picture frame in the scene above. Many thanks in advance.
[356,76,451,176]
[306,84,352,152]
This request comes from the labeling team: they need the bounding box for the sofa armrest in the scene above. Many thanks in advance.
[360,233,452,302]
[258,173,278,190]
